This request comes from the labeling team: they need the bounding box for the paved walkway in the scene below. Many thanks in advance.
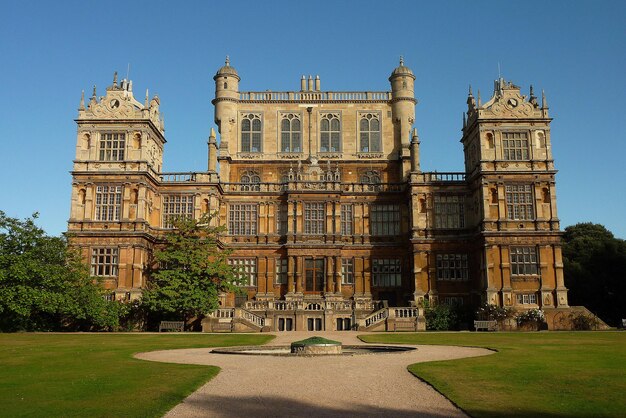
[136,332,494,418]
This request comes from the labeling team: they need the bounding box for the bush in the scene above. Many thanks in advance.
[569,311,599,330]
[424,300,459,330]
[476,303,515,322]
[516,308,545,330]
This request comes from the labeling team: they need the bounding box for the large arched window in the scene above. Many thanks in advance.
[359,113,381,152]
[280,113,301,152]
[240,170,261,191]
[241,114,262,152]
[320,113,341,152]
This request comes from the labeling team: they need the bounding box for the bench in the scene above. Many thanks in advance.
[474,320,498,331]
[159,321,185,332]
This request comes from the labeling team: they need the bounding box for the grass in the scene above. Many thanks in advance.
[0,333,273,418]
[360,332,626,418]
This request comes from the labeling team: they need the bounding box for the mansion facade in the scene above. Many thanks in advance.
[68,59,569,331]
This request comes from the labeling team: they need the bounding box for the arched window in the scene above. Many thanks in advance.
[241,170,261,191]
[280,114,301,152]
[320,113,341,152]
[241,114,262,152]
[360,170,381,191]
[359,113,381,152]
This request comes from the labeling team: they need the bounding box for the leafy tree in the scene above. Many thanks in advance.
[563,223,626,327]
[141,213,240,329]
[0,211,123,331]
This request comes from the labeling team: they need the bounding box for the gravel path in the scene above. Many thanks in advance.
[136,332,494,418]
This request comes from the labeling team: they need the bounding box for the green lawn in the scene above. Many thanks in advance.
[0,333,273,418]
[360,332,626,418]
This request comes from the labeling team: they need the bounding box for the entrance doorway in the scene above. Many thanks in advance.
[337,317,352,331]
[305,258,325,292]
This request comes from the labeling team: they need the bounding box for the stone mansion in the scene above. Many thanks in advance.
[68,58,569,331]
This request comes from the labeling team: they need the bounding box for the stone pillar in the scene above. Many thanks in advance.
[554,245,568,307]
[287,256,295,294]
[295,256,303,294]
[334,255,342,294]
[326,256,334,293]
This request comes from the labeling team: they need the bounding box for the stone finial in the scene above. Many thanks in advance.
[411,128,419,143]
[144,89,149,107]
[477,89,481,107]
[92,85,97,98]
[399,55,404,66]
[79,90,85,111]
[113,71,118,87]
[529,85,538,107]
[541,89,548,109]
[469,85,473,96]
[462,112,466,129]
[467,86,476,109]
[209,127,216,141]
[315,75,320,91]
[300,75,306,91]
[90,85,98,107]
[225,55,230,66]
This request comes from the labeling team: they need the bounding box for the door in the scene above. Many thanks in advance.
[305,258,325,292]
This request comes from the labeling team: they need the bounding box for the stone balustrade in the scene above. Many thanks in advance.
[239,91,392,102]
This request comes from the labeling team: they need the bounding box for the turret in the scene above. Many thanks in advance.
[212,56,240,133]
[389,57,417,178]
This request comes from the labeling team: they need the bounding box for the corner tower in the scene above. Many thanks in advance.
[462,78,568,311]
[389,57,417,178]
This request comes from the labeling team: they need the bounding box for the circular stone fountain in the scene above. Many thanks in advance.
[290,336,342,355]
[211,336,415,357]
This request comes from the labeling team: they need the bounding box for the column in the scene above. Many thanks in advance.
[287,256,295,294]
[295,256,303,293]
[334,255,342,294]
[325,256,334,293]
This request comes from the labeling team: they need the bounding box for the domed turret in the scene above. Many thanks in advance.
[390,56,414,77]
[214,56,240,80]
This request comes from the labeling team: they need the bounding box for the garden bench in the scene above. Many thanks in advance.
[159,321,185,332]
[474,320,498,331]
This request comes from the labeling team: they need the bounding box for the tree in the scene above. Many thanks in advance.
[563,223,626,327]
[141,213,240,328]
[0,211,123,331]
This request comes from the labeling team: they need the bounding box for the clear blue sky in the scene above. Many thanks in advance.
[1,1,625,238]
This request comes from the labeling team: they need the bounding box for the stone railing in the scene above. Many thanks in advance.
[391,307,420,318]
[207,308,235,319]
[221,182,405,193]
[160,172,197,183]
[363,307,388,328]
[239,91,392,102]
[417,172,466,183]
[236,308,265,327]
[244,299,378,312]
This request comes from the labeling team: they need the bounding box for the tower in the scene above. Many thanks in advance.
[389,57,417,179]
[70,72,166,300]
[462,78,568,310]
[212,57,240,182]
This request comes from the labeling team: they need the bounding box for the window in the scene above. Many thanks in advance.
[340,204,353,235]
[341,258,354,284]
[516,293,537,304]
[228,203,258,235]
[433,195,465,229]
[276,258,288,284]
[240,170,261,191]
[436,254,469,281]
[372,259,401,287]
[359,113,381,152]
[502,132,529,160]
[162,195,194,228]
[280,113,301,152]
[360,170,381,191]
[229,258,257,286]
[506,185,534,220]
[443,297,464,306]
[276,203,288,235]
[304,202,325,234]
[510,247,538,276]
[91,248,118,277]
[320,113,341,152]
[95,185,122,221]
[241,113,262,152]
[370,204,400,236]
[99,133,125,161]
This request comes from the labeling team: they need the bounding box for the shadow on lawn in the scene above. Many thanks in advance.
[176,394,460,418]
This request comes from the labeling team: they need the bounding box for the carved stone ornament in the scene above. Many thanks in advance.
[277,152,303,159]
[357,152,384,159]
[237,152,263,159]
